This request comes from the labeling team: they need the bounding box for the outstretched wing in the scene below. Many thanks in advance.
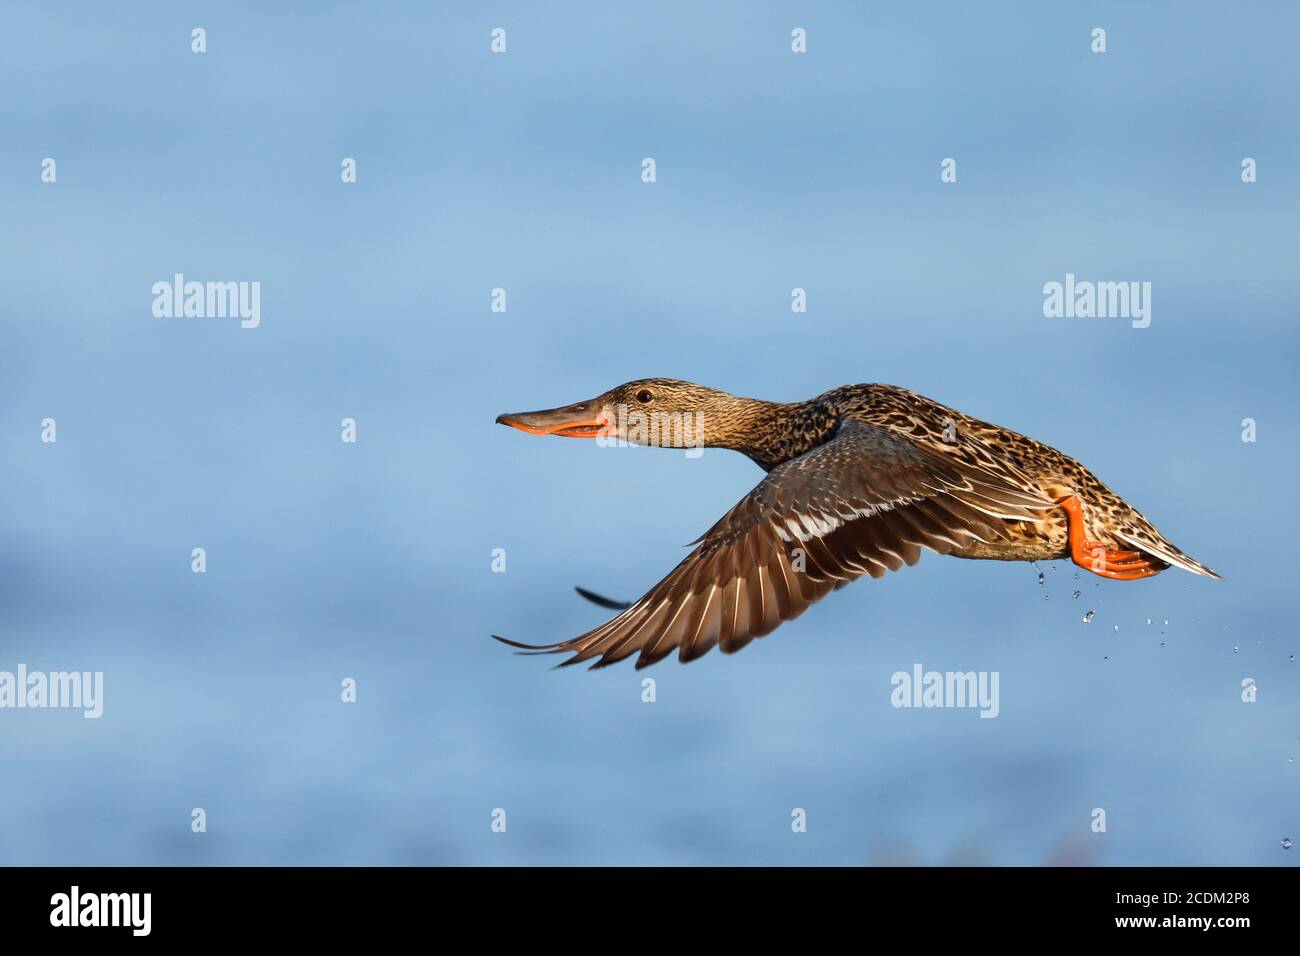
[495,422,1053,669]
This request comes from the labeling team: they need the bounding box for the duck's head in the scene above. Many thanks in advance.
[495,378,749,448]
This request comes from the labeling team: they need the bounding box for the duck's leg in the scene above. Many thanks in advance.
[1057,496,1160,580]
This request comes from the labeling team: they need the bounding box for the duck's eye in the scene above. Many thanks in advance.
[635,389,653,404]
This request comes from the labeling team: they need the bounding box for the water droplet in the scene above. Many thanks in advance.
[1103,655,1109,661]
[1283,837,1293,850]
[1290,655,1295,663]
[1146,618,1152,626]
[1083,611,1095,624]
[1159,642,1166,647]
[1033,563,1045,586]
[1233,645,1239,654]
[1072,590,1081,599]
[1161,619,1168,626]
[1113,625,1120,632]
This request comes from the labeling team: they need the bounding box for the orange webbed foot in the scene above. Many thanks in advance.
[1057,495,1161,580]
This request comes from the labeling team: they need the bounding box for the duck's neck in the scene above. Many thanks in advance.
[710,396,841,471]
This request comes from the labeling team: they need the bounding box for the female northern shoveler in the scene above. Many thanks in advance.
[493,379,1218,670]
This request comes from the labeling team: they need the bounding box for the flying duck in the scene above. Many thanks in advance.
[493,379,1218,669]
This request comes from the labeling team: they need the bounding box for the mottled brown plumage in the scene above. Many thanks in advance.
[493,379,1219,670]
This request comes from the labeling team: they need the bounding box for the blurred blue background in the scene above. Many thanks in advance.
[2,1,1297,865]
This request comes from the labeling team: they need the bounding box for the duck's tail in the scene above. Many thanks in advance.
[1114,527,1221,579]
